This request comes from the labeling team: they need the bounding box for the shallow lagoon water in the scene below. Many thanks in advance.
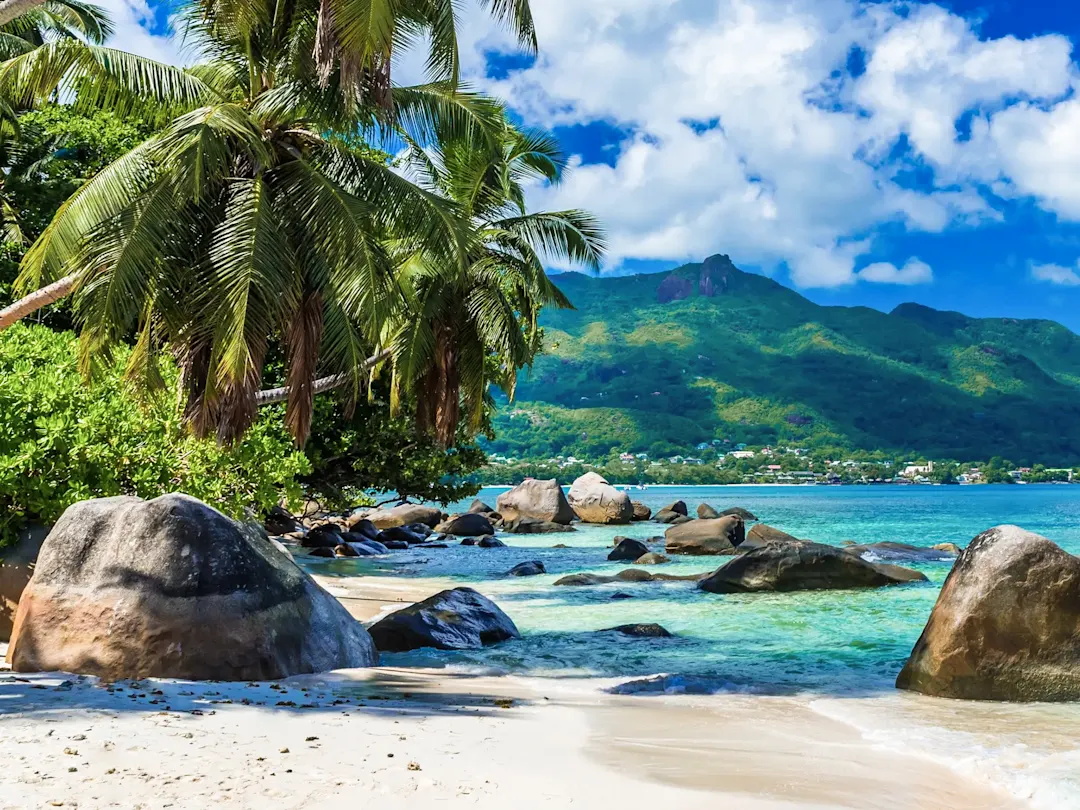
[310,485,1080,807]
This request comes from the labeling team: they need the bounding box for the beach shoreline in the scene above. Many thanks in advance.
[0,569,1040,810]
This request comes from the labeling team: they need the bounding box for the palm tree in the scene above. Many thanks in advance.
[390,115,606,447]
[0,0,539,445]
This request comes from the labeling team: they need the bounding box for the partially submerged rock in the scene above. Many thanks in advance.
[376,525,428,545]
[634,552,670,565]
[554,570,703,586]
[697,503,720,519]
[654,510,692,525]
[897,525,1080,701]
[698,541,927,594]
[568,472,634,525]
[7,494,377,680]
[740,523,801,551]
[608,538,650,562]
[845,541,959,562]
[720,507,758,521]
[468,499,495,514]
[602,624,673,638]
[502,517,576,534]
[508,561,546,577]
[496,479,575,525]
[302,523,343,548]
[665,516,745,556]
[631,501,652,521]
[477,536,506,548]
[367,588,519,652]
[435,513,494,537]
[660,501,688,516]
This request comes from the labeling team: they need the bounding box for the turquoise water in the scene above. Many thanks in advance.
[307,484,1080,806]
[317,484,1080,694]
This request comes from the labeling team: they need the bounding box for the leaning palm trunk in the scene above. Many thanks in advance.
[256,348,392,405]
[0,0,45,27]
[0,273,77,331]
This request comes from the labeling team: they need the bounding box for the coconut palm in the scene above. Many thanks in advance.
[390,115,605,447]
[0,0,540,444]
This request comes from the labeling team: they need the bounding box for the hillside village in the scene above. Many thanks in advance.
[481,442,1078,487]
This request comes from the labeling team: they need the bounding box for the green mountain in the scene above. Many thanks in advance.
[486,255,1080,465]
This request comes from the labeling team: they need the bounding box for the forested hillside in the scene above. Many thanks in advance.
[486,255,1080,464]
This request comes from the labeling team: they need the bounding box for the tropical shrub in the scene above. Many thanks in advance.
[0,323,309,543]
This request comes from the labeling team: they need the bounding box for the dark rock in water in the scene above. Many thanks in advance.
[363,504,443,530]
[608,538,650,562]
[334,544,360,558]
[265,505,304,536]
[404,522,434,538]
[502,517,576,534]
[1,524,47,643]
[6,493,377,680]
[460,537,478,546]
[666,516,745,556]
[568,472,634,525]
[602,624,673,638]
[721,507,758,521]
[367,587,520,652]
[897,525,1080,701]
[845,541,959,562]
[508,561,546,577]
[741,523,801,551]
[697,503,720,519]
[660,501,688,517]
[345,519,380,541]
[308,547,335,558]
[631,501,651,521]
[418,542,448,549]
[377,526,427,545]
[382,540,409,550]
[634,552,670,565]
[610,592,634,600]
[552,543,570,549]
[698,541,928,594]
[932,542,963,555]
[435,513,494,537]
[469,499,495,514]
[496,479,575,525]
[654,510,692,525]
[302,523,343,548]
[477,536,506,548]
[352,539,390,554]
[554,570,703,586]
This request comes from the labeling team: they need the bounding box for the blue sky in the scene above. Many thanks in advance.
[123,0,1080,328]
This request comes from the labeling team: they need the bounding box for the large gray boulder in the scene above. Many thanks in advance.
[567,472,634,525]
[665,516,745,556]
[434,513,494,537]
[367,588,519,652]
[468,499,495,514]
[6,494,377,680]
[740,523,801,551]
[496,479,575,525]
[654,510,692,525]
[697,503,721,519]
[631,501,652,521]
[897,526,1080,701]
[660,501,688,516]
[698,540,927,594]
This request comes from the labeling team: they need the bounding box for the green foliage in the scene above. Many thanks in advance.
[487,256,1080,465]
[302,386,486,507]
[0,322,309,544]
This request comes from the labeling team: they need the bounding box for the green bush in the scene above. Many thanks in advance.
[0,323,310,543]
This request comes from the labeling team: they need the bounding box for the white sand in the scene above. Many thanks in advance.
[0,576,1035,810]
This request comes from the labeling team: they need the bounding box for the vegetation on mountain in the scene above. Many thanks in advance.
[487,255,1080,465]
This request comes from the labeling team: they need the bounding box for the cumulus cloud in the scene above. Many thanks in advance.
[1031,262,1080,287]
[99,0,184,65]
[446,0,1079,287]
[857,258,934,285]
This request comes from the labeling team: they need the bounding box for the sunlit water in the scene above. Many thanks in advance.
[306,485,1080,807]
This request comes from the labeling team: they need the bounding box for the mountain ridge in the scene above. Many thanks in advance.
[488,255,1080,464]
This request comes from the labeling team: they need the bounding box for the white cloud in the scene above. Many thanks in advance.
[858,258,934,285]
[1031,262,1080,287]
[100,0,184,65]
[446,0,1079,287]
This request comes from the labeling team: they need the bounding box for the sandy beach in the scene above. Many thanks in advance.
[0,573,1033,810]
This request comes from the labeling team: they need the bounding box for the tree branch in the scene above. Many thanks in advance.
[0,273,77,331]
[256,348,391,405]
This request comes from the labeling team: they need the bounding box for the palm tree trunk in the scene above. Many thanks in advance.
[0,273,77,331]
[0,0,44,27]
[256,348,391,405]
